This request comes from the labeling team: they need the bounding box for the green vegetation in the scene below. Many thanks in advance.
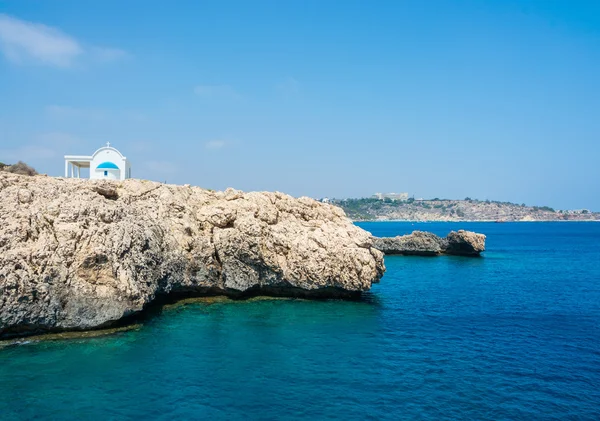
[532,206,555,213]
[333,198,382,220]
[326,195,581,221]
[3,161,38,176]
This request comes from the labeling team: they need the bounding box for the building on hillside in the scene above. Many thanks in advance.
[64,143,131,180]
[372,192,409,201]
[565,209,590,215]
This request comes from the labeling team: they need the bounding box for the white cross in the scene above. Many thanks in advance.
[106,141,111,147]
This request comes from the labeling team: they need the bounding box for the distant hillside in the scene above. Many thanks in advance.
[329,198,599,222]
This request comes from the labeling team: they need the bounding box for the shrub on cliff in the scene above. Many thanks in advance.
[538,206,555,212]
[4,161,38,176]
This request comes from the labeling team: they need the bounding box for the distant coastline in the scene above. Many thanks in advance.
[326,198,600,222]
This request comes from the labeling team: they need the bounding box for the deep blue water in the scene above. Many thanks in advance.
[1,222,600,420]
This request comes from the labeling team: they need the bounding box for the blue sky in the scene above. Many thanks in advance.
[1,1,599,210]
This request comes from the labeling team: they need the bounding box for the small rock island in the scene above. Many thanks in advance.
[0,173,385,338]
[372,230,486,256]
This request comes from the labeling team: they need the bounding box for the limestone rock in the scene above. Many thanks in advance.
[445,230,486,256]
[0,173,384,338]
[372,230,485,257]
[372,231,443,256]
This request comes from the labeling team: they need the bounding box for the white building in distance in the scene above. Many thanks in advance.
[373,192,409,201]
[64,143,131,180]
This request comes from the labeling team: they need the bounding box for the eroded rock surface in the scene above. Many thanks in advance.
[445,230,486,256]
[371,231,443,256]
[372,230,485,257]
[0,174,384,338]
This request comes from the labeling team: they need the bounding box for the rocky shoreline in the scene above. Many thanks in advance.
[0,173,384,339]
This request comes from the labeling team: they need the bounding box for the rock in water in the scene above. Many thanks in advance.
[371,231,443,256]
[444,230,486,256]
[372,230,485,257]
[0,173,384,338]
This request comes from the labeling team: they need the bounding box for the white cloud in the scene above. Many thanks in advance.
[0,14,127,67]
[0,14,82,67]
[276,76,300,95]
[205,140,226,150]
[91,46,129,63]
[194,85,240,100]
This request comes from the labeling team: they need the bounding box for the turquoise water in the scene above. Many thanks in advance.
[1,222,600,420]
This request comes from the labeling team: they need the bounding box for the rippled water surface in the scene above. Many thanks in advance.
[1,222,600,420]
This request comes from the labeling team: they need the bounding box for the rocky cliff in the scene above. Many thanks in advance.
[0,173,384,338]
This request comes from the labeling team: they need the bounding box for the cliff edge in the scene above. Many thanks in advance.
[0,174,384,338]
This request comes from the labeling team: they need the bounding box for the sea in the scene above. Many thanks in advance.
[1,222,599,420]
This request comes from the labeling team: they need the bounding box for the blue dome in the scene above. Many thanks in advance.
[97,162,119,170]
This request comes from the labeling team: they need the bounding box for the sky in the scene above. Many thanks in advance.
[1,1,599,210]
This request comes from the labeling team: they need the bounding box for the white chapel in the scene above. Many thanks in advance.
[64,143,132,180]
